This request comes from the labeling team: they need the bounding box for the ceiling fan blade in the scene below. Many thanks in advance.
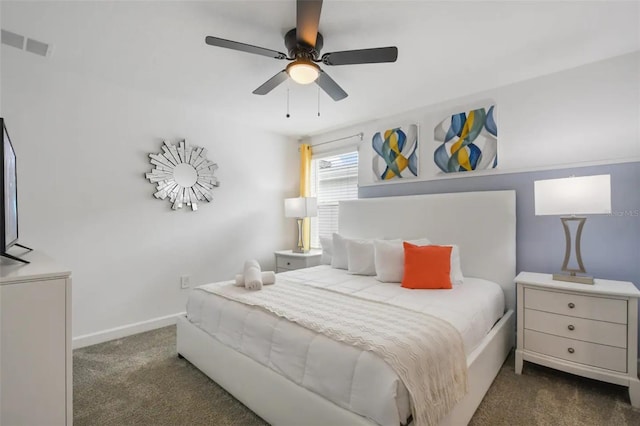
[316,70,348,101]
[297,0,323,47]
[205,36,287,59]
[252,70,289,95]
[322,47,398,66]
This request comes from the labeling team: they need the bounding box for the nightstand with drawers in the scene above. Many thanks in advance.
[515,272,640,407]
[274,249,322,273]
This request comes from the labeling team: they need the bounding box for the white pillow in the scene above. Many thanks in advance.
[374,238,431,282]
[330,233,349,269]
[346,239,375,275]
[447,244,464,285]
[319,235,333,265]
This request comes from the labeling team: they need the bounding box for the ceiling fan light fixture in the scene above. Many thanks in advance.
[286,60,320,85]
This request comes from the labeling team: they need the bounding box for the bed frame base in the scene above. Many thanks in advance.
[177,309,514,426]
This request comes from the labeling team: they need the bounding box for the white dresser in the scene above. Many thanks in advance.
[515,272,640,407]
[1,250,72,425]
[274,249,322,273]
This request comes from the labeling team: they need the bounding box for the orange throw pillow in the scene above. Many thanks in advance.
[401,242,453,290]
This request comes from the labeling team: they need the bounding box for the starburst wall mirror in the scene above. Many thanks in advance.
[145,140,219,211]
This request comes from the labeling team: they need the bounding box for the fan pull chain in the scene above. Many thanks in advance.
[317,87,321,117]
[286,88,290,118]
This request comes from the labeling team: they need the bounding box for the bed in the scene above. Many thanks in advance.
[177,190,516,426]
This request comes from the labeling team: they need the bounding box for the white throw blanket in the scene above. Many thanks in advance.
[200,279,468,426]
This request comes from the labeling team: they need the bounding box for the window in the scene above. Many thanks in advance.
[309,150,358,248]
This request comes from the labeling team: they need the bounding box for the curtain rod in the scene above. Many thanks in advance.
[306,132,364,148]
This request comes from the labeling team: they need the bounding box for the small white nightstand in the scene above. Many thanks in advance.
[515,272,640,407]
[274,249,322,273]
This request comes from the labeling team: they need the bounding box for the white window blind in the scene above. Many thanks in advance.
[310,150,358,248]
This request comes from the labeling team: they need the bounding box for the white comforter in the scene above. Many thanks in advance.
[186,266,505,426]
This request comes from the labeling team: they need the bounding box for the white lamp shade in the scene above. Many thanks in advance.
[289,64,318,84]
[534,174,611,216]
[284,197,318,218]
[287,62,319,84]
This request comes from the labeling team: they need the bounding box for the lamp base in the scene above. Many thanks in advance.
[293,218,308,254]
[552,273,594,285]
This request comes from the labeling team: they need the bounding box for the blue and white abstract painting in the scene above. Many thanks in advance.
[434,105,497,173]
[372,124,419,181]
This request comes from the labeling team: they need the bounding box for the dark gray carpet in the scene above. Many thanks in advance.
[74,326,640,425]
[469,353,640,425]
[74,326,267,426]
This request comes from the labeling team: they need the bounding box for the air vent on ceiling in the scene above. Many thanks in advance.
[25,38,49,56]
[1,29,24,50]
[1,29,52,57]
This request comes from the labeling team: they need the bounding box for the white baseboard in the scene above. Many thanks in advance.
[72,312,185,349]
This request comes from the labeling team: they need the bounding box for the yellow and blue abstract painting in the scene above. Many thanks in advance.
[434,105,497,173]
[372,124,418,181]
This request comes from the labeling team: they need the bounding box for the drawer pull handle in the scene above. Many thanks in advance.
[568,347,575,354]
[568,325,575,331]
[287,262,291,265]
[568,302,575,309]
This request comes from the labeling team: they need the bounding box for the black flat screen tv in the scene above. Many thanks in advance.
[1,118,30,263]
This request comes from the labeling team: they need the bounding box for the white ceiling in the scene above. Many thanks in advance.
[2,1,639,137]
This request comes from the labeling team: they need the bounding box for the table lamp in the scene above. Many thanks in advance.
[534,174,611,284]
[284,197,317,253]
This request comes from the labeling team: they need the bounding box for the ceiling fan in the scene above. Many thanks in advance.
[204,0,398,101]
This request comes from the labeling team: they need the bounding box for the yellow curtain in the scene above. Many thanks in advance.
[299,144,312,250]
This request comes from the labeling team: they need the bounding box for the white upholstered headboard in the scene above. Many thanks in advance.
[338,190,517,312]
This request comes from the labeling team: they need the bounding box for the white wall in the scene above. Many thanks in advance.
[1,46,299,344]
[309,52,640,184]
[0,0,3,408]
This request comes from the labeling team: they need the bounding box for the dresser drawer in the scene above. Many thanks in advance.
[524,309,627,348]
[524,329,627,373]
[524,288,627,324]
[276,256,308,270]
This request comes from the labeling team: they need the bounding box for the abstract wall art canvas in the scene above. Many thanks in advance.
[372,124,418,181]
[434,105,497,173]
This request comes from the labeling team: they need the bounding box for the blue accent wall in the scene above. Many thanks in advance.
[361,160,640,351]
[360,161,640,290]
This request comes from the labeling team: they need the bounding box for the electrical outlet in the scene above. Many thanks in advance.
[180,275,190,289]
